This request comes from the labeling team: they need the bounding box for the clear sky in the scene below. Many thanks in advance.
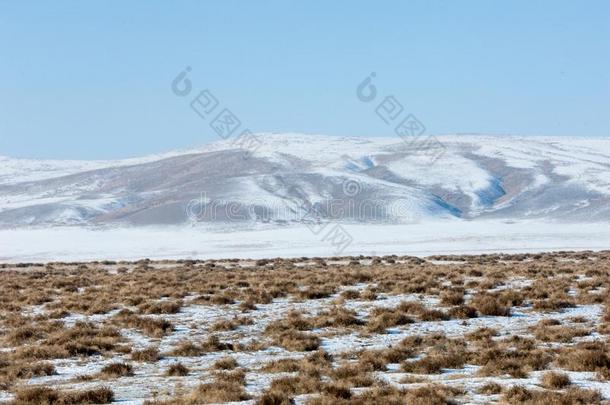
[1,1,609,159]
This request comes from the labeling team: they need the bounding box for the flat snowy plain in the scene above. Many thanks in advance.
[2,220,610,263]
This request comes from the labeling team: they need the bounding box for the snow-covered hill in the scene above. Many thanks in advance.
[2,133,610,228]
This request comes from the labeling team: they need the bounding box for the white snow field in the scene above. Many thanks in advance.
[2,220,610,263]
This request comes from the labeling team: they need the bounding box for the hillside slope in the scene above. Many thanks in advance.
[1,134,610,228]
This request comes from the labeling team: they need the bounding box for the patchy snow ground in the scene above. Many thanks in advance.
[2,278,606,404]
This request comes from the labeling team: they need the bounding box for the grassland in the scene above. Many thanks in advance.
[0,251,609,404]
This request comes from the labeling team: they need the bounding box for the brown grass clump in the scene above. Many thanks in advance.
[465,327,498,342]
[477,382,502,395]
[534,324,590,343]
[4,324,50,346]
[146,369,250,404]
[540,371,571,389]
[255,390,295,405]
[503,385,533,403]
[366,307,413,333]
[360,288,377,301]
[330,363,376,387]
[532,295,576,312]
[209,293,235,305]
[355,350,387,371]
[261,358,302,373]
[309,384,461,405]
[112,310,173,337]
[265,310,312,334]
[214,316,253,331]
[297,286,335,300]
[168,341,205,357]
[447,305,477,319]
[401,343,466,374]
[183,380,250,403]
[394,301,452,321]
[131,346,160,362]
[556,341,610,372]
[269,373,322,395]
[307,349,334,368]
[0,360,56,389]
[0,361,56,382]
[470,293,511,316]
[474,341,553,378]
[403,385,463,405]
[168,335,233,356]
[262,350,332,374]
[596,365,610,381]
[478,359,528,379]
[138,300,182,314]
[38,321,122,358]
[340,289,360,300]
[374,344,415,364]
[10,386,114,405]
[166,363,189,376]
[239,300,258,312]
[275,330,320,352]
[440,290,464,306]
[11,345,70,361]
[100,362,134,378]
[213,356,238,370]
[310,306,363,328]
[322,383,352,399]
[504,385,602,404]
[202,335,234,351]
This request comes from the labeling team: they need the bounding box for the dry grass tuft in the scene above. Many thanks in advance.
[131,346,160,362]
[401,344,466,375]
[138,300,182,314]
[540,371,571,389]
[477,382,502,395]
[168,335,233,357]
[166,363,189,376]
[269,374,322,396]
[112,310,173,337]
[366,307,413,333]
[184,380,250,403]
[255,390,295,405]
[470,293,511,317]
[330,363,376,387]
[99,362,134,378]
[11,386,114,405]
[145,369,249,404]
[308,384,462,405]
[275,331,320,352]
[213,356,238,370]
[440,290,465,306]
[557,342,610,372]
[504,385,602,404]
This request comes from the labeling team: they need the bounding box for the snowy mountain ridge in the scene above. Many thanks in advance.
[1,133,610,228]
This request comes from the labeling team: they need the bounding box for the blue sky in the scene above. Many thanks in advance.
[1,1,609,159]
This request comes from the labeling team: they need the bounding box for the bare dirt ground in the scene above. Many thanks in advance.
[0,251,609,404]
